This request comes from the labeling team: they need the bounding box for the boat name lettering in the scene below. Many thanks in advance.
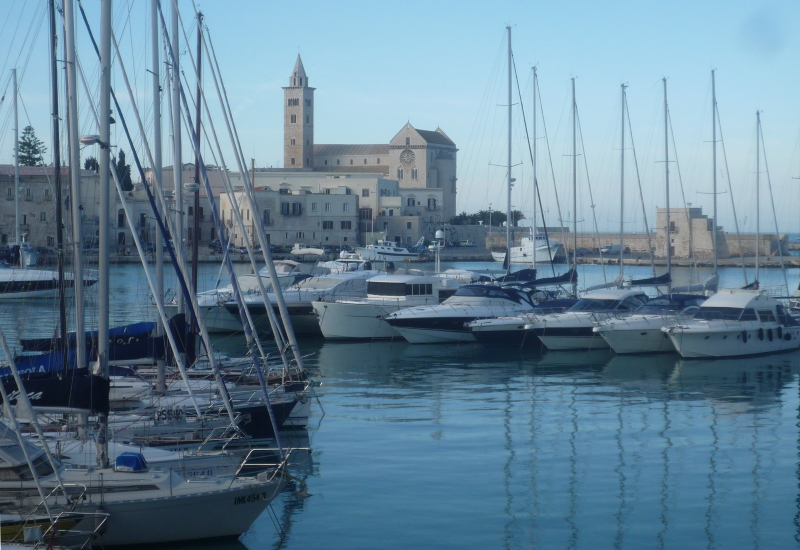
[234,492,269,505]
[154,407,184,423]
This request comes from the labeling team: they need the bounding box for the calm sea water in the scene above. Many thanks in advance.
[3,260,800,549]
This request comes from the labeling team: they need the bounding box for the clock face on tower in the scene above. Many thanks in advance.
[399,149,415,165]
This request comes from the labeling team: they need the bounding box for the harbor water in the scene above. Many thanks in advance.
[3,261,800,549]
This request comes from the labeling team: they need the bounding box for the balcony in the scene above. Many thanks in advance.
[23,194,33,202]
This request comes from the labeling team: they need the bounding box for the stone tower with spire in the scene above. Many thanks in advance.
[283,55,315,169]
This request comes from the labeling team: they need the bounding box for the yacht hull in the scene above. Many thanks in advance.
[392,326,476,344]
[312,301,402,339]
[665,326,800,358]
[470,323,541,347]
[164,303,241,333]
[530,326,610,351]
[599,327,675,354]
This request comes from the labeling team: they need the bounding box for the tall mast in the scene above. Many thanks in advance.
[571,77,577,296]
[506,26,512,274]
[663,78,671,283]
[188,11,203,367]
[151,0,165,393]
[619,84,626,279]
[532,66,537,271]
[711,70,718,273]
[96,0,112,469]
[755,110,760,284]
[12,69,19,245]
[172,0,184,316]
[48,0,67,366]
[64,0,86,371]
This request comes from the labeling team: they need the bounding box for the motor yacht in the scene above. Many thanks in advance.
[312,273,469,340]
[0,264,97,300]
[467,299,577,347]
[491,234,565,264]
[524,289,649,351]
[384,284,537,344]
[356,240,420,261]
[592,294,706,354]
[662,289,800,358]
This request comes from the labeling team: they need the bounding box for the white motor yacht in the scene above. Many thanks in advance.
[228,270,381,335]
[312,273,468,340]
[356,240,420,261]
[524,289,649,351]
[0,264,97,300]
[491,234,565,264]
[384,284,537,344]
[467,299,577,347]
[662,289,800,358]
[165,260,308,333]
[593,294,706,354]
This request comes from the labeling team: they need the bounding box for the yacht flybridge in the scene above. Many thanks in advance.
[663,289,800,358]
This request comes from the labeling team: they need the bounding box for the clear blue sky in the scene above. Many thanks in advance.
[1,0,798,234]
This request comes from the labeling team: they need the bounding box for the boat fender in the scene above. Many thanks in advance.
[758,328,764,341]
[785,332,793,341]
[96,507,108,535]
[742,331,748,343]
[777,327,783,339]
[767,329,773,341]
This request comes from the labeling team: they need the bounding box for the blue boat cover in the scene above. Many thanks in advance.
[115,452,148,472]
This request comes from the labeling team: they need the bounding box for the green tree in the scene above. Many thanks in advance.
[84,156,99,172]
[449,209,525,227]
[17,125,46,166]
[113,149,133,191]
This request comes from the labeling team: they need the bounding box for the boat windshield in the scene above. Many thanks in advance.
[294,277,345,290]
[568,299,621,312]
[635,296,705,314]
[693,307,746,321]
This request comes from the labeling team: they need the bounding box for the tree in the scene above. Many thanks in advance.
[84,156,99,172]
[113,149,133,191]
[17,125,46,166]
[449,209,525,227]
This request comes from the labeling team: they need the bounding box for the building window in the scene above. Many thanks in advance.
[306,158,310,166]
[288,98,299,106]
[40,212,46,222]
[325,203,331,212]
[428,198,437,210]
[337,159,340,165]
[117,209,126,228]
[305,99,311,106]
[383,222,388,230]
[188,206,194,216]
[246,209,250,221]
[343,203,349,212]
[198,207,204,221]
[197,228,202,242]
[311,203,317,212]
[26,188,31,199]
[298,78,303,86]
[341,221,352,230]
[44,188,50,200]
[306,115,310,123]
[281,202,290,215]
[397,168,403,179]
[211,227,216,241]
[377,158,380,164]
[325,160,328,165]
[292,202,302,215]
[263,210,270,225]
[290,114,297,123]
[388,210,393,216]
[360,208,372,220]
[6,188,12,199]
[412,168,418,179]
[291,138,296,145]
[297,231,304,238]
[407,198,415,207]
[364,159,367,165]
[139,213,147,228]
[350,159,353,165]
[46,235,53,246]
[323,221,333,230]
[362,188,369,198]
[407,222,412,229]
[291,157,296,165]
[405,137,410,145]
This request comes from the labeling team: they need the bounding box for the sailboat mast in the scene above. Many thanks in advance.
[151,0,165,393]
[532,66,537,271]
[506,26,512,274]
[96,0,112,470]
[12,69,19,245]
[172,0,184,316]
[663,78,671,282]
[619,84,626,279]
[64,0,86,370]
[48,0,68,363]
[188,11,203,367]
[571,77,577,296]
[711,70,718,273]
[755,110,760,284]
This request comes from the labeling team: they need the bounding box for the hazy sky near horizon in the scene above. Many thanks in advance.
[0,0,798,234]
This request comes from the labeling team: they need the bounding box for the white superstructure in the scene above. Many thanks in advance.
[491,234,565,264]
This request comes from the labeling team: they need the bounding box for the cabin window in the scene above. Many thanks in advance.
[693,307,745,321]
[757,310,776,323]
[367,281,406,297]
[740,308,758,321]
[405,283,432,296]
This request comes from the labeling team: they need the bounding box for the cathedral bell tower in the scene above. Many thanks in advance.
[283,55,315,169]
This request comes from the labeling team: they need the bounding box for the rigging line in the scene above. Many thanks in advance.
[575,105,608,286]
[623,91,656,278]
[715,103,748,286]
[758,121,789,293]
[0,0,41,82]
[0,0,22,44]
[511,54,556,275]
[667,110,698,278]
[537,75,568,264]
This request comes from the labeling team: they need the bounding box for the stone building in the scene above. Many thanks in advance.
[220,187,358,248]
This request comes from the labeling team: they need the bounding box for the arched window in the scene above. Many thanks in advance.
[397,167,403,179]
